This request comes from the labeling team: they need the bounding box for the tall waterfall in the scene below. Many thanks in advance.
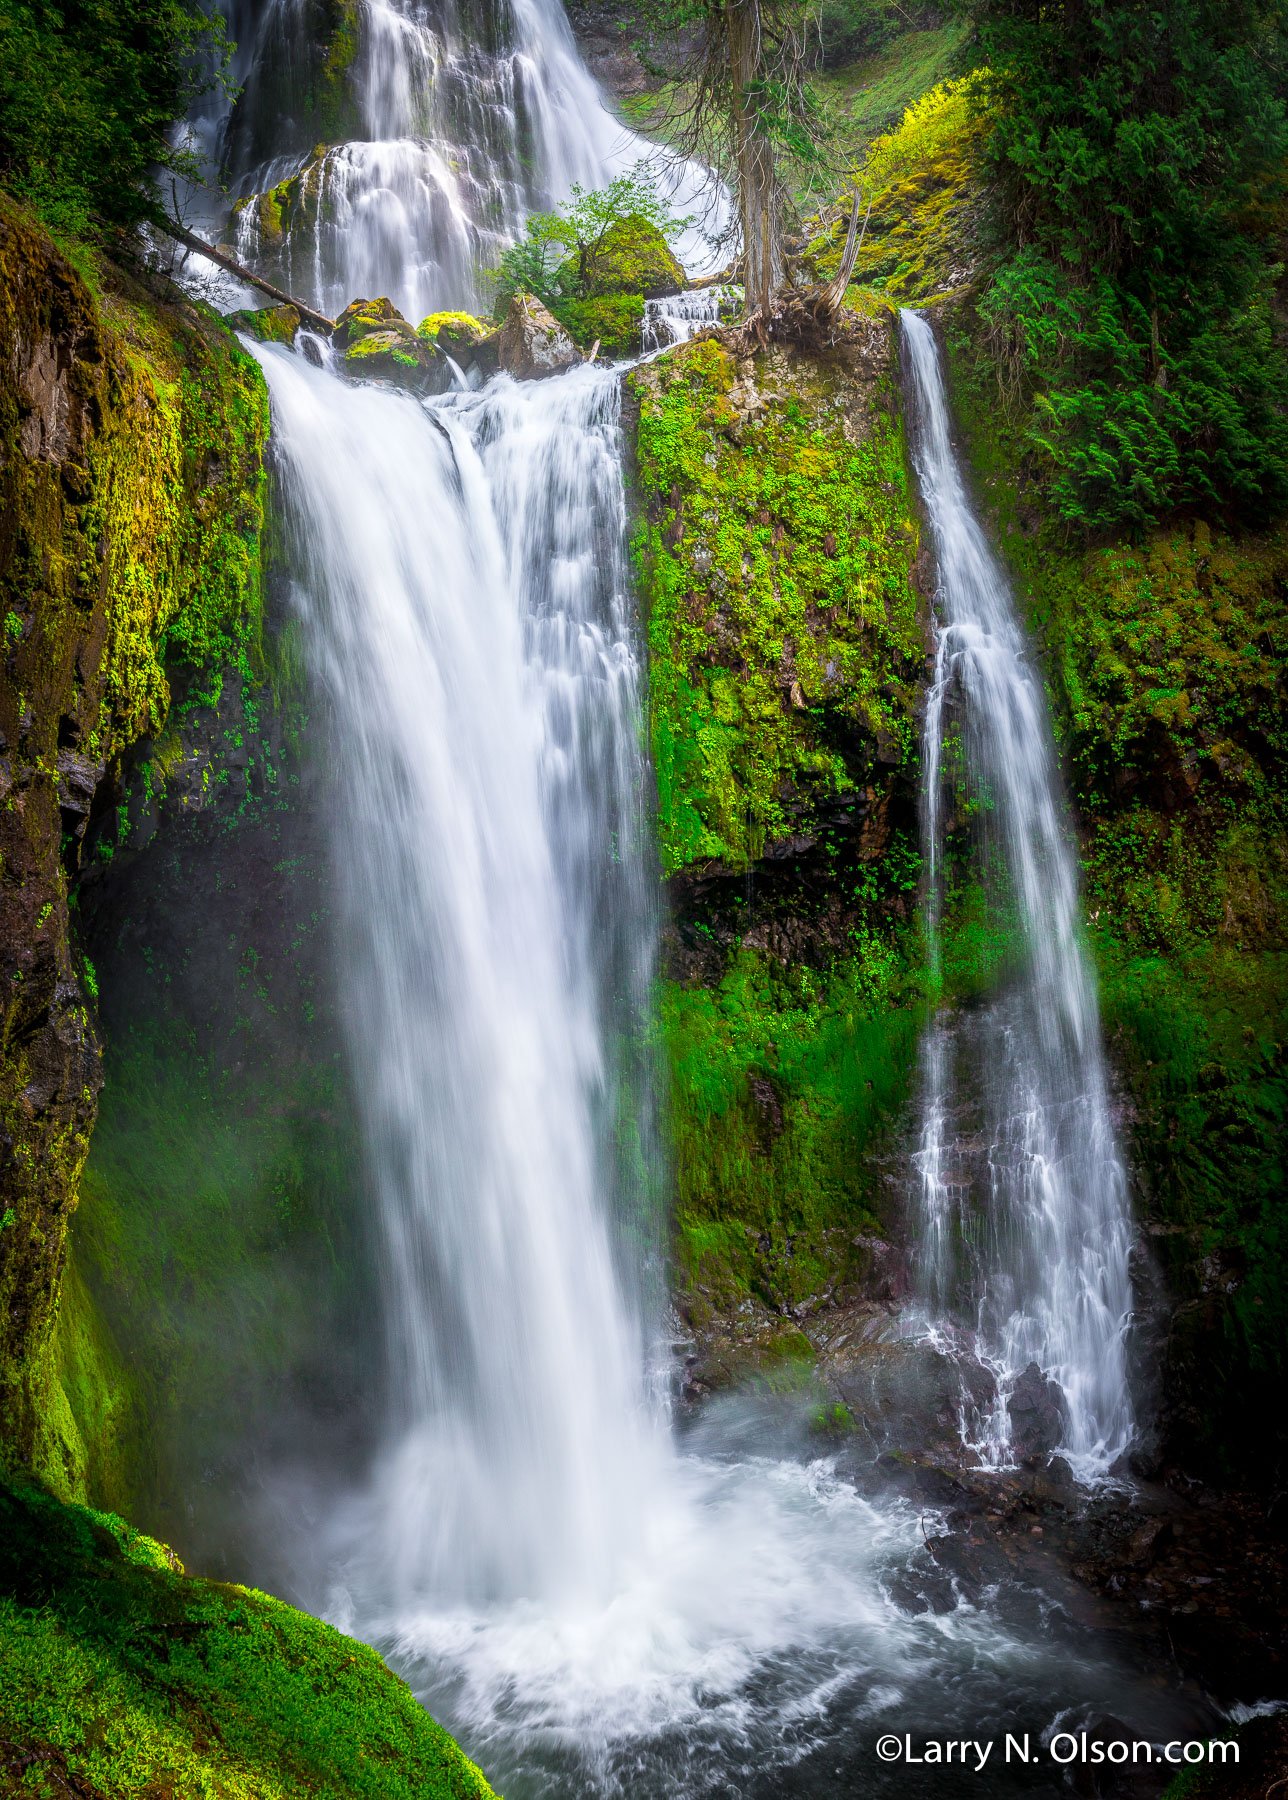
[901,309,1135,1465]
[251,348,666,1607]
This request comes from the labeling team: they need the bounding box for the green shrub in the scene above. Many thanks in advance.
[960,0,1288,533]
[0,0,228,238]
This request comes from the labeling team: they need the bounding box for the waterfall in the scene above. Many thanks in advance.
[249,346,667,1607]
[210,0,722,321]
[900,309,1135,1466]
[229,311,1181,1800]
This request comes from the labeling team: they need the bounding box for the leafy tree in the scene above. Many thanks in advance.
[0,0,229,240]
[959,0,1288,532]
[490,162,690,311]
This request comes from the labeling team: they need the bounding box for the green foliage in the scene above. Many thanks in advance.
[0,0,231,239]
[490,162,688,314]
[630,335,923,873]
[0,1480,495,1800]
[806,77,986,303]
[960,0,1288,532]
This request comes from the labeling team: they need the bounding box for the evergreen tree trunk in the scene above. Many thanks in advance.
[726,0,781,321]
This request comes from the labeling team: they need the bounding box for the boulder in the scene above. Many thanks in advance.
[332,296,418,351]
[342,328,441,389]
[558,215,684,300]
[417,310,501,379]
[225,304,300,346]
[497,293,581,379]
[1006,1361,1066,1462]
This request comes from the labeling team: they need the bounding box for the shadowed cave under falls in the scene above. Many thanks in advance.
[75,0,1230,1793]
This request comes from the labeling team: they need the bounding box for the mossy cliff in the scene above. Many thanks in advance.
[626,317,929,1329]
[0,200,268,1493]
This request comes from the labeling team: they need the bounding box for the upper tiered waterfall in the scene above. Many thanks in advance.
[901,309,1135,1465]
[202,0,718,320]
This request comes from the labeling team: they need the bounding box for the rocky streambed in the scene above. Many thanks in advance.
[676,1270,1288,1721]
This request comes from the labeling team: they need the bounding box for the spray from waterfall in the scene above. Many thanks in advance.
[900,308,1135,1466]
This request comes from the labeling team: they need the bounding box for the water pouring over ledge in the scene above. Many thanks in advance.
[236,318,1191,1797]
[900,307,1136,1468]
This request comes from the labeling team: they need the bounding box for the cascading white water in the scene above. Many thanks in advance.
[901,308,1135,1466]
[237,321,1190,1800]
[216,0,722,320]
[642,286,736,350]
[251,347,667,1608]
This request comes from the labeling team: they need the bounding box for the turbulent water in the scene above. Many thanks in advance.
[901,310,1135,1466]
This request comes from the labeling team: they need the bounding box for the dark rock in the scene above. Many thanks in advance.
[1007,1361,1066,1461]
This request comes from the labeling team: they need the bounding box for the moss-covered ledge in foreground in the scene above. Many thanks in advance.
[0,1481,495,1800]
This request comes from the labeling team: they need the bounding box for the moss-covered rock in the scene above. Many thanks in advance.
[559,214,684,300]
[805,79,986,308]
[0,1479,495,1800]
[0,198,268,1491]
[226,303,301,345]
[627,317,930,1322]
[333,295,411,349]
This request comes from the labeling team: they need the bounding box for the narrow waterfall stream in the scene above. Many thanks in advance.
[901,311,1135,1467]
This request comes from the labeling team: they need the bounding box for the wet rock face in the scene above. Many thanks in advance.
[497,293,581,379]
[0,202,268,1483]
[1007,1361,1066,1462]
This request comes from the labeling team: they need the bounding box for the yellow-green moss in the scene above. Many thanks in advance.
[630,332,923,875]
[807,79,986,308]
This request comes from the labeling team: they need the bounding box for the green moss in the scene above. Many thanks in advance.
[556,214,684,300]
[0,1479,495,1800]
[630,334,923,875]
[226,303,300,345]
[807,79,986,308]
[553,292,646,357]
[810,24,972,148]
[666,945,920,1321]
[415,310,490,344]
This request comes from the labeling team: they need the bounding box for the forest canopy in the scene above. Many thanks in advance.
[0,0,226,238]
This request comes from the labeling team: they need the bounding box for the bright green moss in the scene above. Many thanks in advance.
[556,214,684,300]
[0,1480,495,1800]
[806,79,986,309]
[416,310,490,343]
[630,335,923,875]
[666,943,921,1320]
[554,292,646,357]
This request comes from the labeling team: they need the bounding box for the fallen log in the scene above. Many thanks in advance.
[154,217,336,334]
